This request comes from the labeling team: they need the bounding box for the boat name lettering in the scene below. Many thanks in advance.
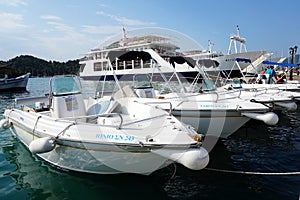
[200,104,229,109]
[96,133,135,141]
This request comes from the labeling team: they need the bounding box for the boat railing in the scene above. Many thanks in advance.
[201,91,219,102]
[174,92,220,108]
[56,112,123,130]
[142,101,173,115]
[224,89,243,99]
[264,87,282,94]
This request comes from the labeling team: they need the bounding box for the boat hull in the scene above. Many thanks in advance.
[80,71,199,82]
[241,83,300,92]
[217,86,298,111]
[4,98,208,175]
[0,73,30,91]
[171,109,249,138]
[133,95,271,138]
[213,51,266,70]
[9,118,182,174]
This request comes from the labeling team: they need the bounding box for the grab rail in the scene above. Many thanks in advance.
[56,112,124,130]
[98,113,123,130]
[143,102,173,115]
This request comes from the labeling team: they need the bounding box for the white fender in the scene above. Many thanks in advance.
[175,148,209,170]
[274,102,297,111]
[241,112,279,125]
[0,119,11,129]
[152,147,209,170]
[29,137,56,154]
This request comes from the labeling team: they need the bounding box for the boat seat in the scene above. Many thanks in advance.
[113,85,138,99]
[256,74,269,84]
[86,100,120,115]
[50,93,86,121]
[135,88,156,98]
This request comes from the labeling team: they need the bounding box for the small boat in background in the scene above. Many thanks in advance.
[0,73,30,91]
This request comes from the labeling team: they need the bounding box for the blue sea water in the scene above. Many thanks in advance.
[0,77,299,200]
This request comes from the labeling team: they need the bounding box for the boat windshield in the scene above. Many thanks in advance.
[232,79,242,89]
[133,74,153,89]
[51,76,82,96]
[203,79,215,91]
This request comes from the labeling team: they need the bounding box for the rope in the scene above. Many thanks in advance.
[170,162,177,179]
[205,167,300,175]
[55,122,76,139]
[32,116,42,140]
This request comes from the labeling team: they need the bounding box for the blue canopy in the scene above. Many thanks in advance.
[262,60,297,67]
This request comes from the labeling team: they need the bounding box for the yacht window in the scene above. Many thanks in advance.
[126,61,132,69]
[79,64,86,72]
[94,62,102,71]
[134,60,141,69]
[103,62,109,71]
[143,60,151,68]
[117,61,124,70]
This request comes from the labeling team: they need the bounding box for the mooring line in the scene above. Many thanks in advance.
[205,167,300,175]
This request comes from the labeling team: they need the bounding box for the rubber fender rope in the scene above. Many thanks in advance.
[205,167,300,175]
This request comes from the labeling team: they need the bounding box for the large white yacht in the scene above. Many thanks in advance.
[79,28,205,81]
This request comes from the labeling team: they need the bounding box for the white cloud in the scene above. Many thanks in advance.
[0,0,27,6]
[81,25,122,35]
[96,11,156,26]
[1,9,156,61]
[29,21,97,60]
[40,15,62,21]
[98,3,109,8]
[47,21,73,32]
[0,12,28,30]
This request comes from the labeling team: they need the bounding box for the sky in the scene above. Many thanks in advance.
[1,0,300,61]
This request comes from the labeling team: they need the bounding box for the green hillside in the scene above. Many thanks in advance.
[0,55,80,78]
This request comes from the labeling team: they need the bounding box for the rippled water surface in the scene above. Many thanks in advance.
[0,77,299,200]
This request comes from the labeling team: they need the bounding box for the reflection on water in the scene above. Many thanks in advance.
[4,141,173,200]
[0,77,299,200]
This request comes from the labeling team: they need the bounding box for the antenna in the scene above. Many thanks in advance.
[122,27,127,39]
[227,25,247,54]
[236,25,240,37]
[208,40,214,53]
[121,27,127,47]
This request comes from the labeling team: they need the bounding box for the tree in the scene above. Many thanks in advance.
[0,55,80,77]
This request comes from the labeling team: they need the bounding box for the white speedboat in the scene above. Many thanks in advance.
[239,60,300,92]
[241,78,300,92]
[215,59,300,105]
[133,83,278,139]
[197,56,300,111]
[0,73,30,91]
[217,79,298,111]
[0,75,209,175]
[94,50,278,139]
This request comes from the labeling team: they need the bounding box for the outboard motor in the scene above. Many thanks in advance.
[49,75,86,121]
